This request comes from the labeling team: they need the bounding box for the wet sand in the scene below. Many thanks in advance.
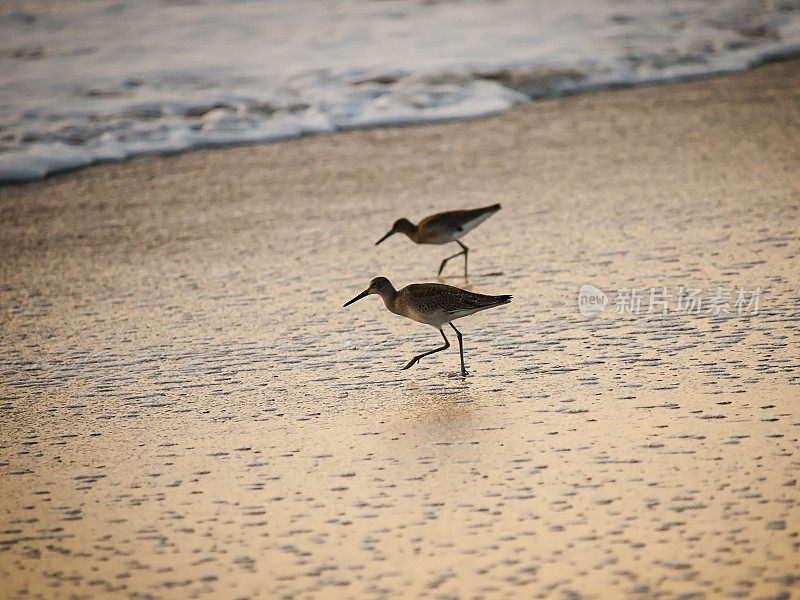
[1,60,799,600]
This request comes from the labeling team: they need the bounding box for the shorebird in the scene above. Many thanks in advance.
[343,277,511,376]
[375,203,501,278]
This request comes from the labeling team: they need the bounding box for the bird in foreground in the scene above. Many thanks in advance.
[375,203,501,278]
[343,277,511,377]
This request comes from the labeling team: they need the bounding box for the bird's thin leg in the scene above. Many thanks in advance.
[438,242,468,277]
[402,328,449,370]
[449,322,468,376]
[458,241,469,278]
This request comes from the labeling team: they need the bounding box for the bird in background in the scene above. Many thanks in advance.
[343,277,511,377]
[375,203,501,278]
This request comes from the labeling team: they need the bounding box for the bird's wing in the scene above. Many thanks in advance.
[417,210,470,232]
[404,284,503,314]
[419,204,500,233]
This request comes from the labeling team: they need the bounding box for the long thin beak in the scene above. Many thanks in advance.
[343,289,370,307]
[375,230,395,245]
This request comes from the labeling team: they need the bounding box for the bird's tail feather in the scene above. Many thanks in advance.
[489,294,512,307]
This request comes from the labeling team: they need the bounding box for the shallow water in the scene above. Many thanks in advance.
[1,62,799,598]
[2,0,800,182]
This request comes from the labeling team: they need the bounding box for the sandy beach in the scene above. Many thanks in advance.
[1,58,799,600]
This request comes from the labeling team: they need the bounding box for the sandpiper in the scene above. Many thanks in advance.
[343,277,511,376]
[375,203,501,278]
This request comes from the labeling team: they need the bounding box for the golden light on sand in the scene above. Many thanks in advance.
[1,61,798,599]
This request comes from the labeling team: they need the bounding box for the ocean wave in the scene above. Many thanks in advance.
[1,0,799,183]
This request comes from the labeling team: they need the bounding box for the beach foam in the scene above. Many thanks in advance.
[1,0,799,182]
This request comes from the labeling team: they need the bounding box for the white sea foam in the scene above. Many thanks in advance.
[1,0,799,183]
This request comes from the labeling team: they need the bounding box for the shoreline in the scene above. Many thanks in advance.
[3,48,800,187]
